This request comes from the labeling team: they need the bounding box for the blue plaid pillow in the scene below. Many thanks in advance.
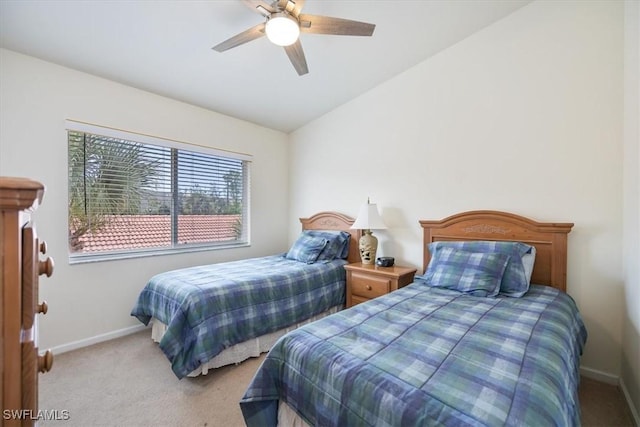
[285,234,328,264]
[303,230,351,261]
[423,247,510,297]
[428,241,533,297]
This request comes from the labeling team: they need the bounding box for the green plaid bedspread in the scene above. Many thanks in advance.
[131,255,347,378]
[240,282,587,426]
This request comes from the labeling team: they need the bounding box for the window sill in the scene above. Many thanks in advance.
[68,242,250,265]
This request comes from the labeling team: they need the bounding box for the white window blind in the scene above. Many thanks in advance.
[66,121,251,262]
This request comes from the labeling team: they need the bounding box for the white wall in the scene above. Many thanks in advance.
[622,0,640,419]
[290,0,625,381]
[0,49,290,350]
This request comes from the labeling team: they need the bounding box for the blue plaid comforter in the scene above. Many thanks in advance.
[240,282,587,426]
[130,255,347,378]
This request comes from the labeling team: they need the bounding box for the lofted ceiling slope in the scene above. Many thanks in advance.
[0,0,532,133]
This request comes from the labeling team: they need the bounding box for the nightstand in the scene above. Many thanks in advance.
[344,262,417,308]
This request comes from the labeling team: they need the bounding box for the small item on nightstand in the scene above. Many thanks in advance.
[376,257,395,267]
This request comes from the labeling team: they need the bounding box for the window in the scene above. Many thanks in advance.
[67,121,251,263]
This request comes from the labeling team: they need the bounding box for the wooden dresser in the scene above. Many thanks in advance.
[1,177,54,426]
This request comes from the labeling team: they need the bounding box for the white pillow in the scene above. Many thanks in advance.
[521,246,537,285]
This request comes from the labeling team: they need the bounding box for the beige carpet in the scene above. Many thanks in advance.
[39,330,636,427]
[39,330,260,427]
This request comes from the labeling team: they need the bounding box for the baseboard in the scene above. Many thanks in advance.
[580,366,619,385]
[581,366,640,426]
[620,377,640,427]
[49,324,149,355]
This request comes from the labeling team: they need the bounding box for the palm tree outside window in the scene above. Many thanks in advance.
[67,122,251,263]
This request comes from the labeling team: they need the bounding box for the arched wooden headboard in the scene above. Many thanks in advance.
[419,211,573,292]
[300,211,361,264]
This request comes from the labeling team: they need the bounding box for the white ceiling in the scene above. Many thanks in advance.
[0,0,531,133]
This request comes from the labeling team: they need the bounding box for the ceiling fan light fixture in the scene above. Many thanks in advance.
[265,12,300,46]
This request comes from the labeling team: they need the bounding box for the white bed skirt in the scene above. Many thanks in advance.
[278,401,310,427]
[150,305,341,377]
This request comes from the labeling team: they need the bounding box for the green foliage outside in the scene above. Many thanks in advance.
[68,132,245,251]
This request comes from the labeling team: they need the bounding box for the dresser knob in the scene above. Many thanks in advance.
[40,241,47,254]
[39,257,54,277]
[366,285,372,290]
[38,350,54,373]
[37,301,48,315]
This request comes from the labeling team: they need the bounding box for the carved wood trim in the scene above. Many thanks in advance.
[462,224,511,235]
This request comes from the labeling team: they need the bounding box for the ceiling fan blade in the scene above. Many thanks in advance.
[275,0,304,16]
[241,0,274,15]
[212,23,266,52]
[299,14,375,36]
[291,0,305,16]
[284,40,309,76]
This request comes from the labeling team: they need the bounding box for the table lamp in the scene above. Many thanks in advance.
[351,199,387,264]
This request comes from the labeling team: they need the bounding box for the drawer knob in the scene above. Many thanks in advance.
[40,241,47,254]
[39,257,54,277]
[37,301,48,315]
[38,350,54,373]
[366,285,372,290]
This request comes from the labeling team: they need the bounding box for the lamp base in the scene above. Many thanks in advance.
[359,230,378,265]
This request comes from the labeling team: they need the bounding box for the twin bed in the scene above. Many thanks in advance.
[131,210,587,426]
[239,211,587,426]
[131,212,360,378]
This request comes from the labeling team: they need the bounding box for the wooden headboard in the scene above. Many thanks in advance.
[299,212,361,264]
[419,211,574,292]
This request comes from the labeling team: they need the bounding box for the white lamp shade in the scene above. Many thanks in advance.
[265,13,300,46]
[351,203,387,230]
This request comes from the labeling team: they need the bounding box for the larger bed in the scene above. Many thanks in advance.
[130,211,360,378]
[240,210,588,427]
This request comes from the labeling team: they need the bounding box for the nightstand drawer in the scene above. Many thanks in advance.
[344,262,417,308]
[351,272,390,298]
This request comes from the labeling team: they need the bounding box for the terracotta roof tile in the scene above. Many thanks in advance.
[75,215,241,253]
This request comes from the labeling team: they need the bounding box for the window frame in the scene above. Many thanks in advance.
[66,120,252,264]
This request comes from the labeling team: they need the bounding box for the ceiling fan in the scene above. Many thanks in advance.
[212,0,376,76]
